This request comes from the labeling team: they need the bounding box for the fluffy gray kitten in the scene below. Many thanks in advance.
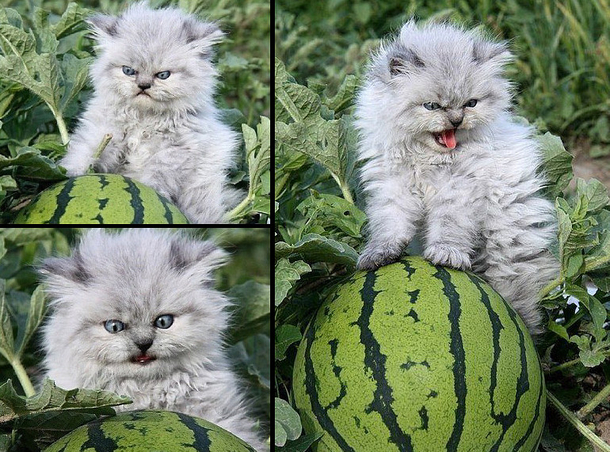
[355,21,559,333]
[60,2,239,224]
[39,229,264,450]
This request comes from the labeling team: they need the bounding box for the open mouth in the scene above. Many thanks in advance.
[131,354,156,365]
[432,129,457,150]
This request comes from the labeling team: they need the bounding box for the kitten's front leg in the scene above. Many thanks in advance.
[358,173,423,271]
[423,178,480,270]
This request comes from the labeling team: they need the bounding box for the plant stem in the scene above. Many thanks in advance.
[547,389,610,452]
[91,134,112,166]
[549,351,610,374]
[578,383,610,419]
[10,358,35,397]
[227,194,252,222]
[538,276,562,300]
[548,357,582,374]
[48,104,70,145]
[330,172,354,204]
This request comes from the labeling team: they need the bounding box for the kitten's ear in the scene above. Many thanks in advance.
[38,250,91,285]
[183,19,224,59]
[38,251,91,305]
[87,14,119,39]
[388,47,425,76]
[472,40,513,64]
[169,239,228,286]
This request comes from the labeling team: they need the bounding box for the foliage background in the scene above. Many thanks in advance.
[0,227,270,450]
[275,1,610,451]
[0,0,270,223]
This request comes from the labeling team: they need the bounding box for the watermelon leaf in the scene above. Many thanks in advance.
[275,258,311,306]
[537,131,573,198]
[275,325,302,361]
[228,116,271,222]
[296,192,366,238]
[226,281,270,345]
[275,58,357,203]
[277,432,323,452]
[275,234,358,266]
[0,379,131,450]
[14,286,45,358]
[274,397,301,447]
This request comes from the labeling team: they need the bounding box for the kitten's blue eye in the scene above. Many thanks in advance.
[122,66,136,76]
[104,319,125,334]
[154,314,174,329]
[423,102,442,111]
[156,71,171,80]
[464,99,478,108]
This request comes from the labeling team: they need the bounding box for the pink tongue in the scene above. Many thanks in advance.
[441,129,457,149]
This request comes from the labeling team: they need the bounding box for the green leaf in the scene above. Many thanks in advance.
[52,2,89,39]
[226,281,270,344]
[547,320,570,341]
[275,58,321,123]
[576,178,609,213]
[59,54,92,113]
[323,74,358,113]
[538,132,573,197]
[275,233,359,266]
[0,147,66,180]
[279,433,324,452]
[0,379,131,449]
[275,398,301,446]
[275,259,311,306]
[0,281,14,363]
[275,325,301,361]
[229,117,271,222]
[14,286,45,357]
[275,59,356,200]
[0,379,131,422]
[297,193,366,238]
[229,334,270,391]
[585,210,610,272]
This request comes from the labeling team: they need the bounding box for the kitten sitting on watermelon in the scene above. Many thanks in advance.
[355,21,559,334]
[39,229,265,451]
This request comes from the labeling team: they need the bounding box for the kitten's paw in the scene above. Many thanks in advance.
[357,244,403,271]
[424,244,471,270]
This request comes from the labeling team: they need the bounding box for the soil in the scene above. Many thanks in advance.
[571,140,610,189]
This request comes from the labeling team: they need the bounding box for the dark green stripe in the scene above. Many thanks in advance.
[514,362,544,450]
[358,271,413,452]
[175,412,212,450]
[157,192,178,223]
[433,266,466,451]
[468,274,531,451]
[326,339,347,409]
[48,177,77,224]
[124,177,145,223]
[80,417,118,450]
[303,321,355,452]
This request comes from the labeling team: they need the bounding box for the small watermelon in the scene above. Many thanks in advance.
[45,410,256,452]
[293,256,545,452]
[13,174,189,224]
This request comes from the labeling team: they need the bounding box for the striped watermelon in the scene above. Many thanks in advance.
[293,256,545,452]
[45,410,256,451]
[13,175,188,224]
